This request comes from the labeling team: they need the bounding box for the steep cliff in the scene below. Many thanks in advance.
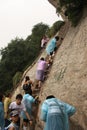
[38,9,87,130]
[11,6,87,130]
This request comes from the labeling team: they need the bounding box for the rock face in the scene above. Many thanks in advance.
[38,10,87,130]
[48,0,67,20]
[11,6,87,130]
[48,0,57,7]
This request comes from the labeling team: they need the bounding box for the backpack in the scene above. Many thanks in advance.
[23,83,32,95]
[23,83,31,90]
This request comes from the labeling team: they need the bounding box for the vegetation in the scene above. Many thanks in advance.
[0,22,49,93]
[57,0,87,26]
[47,20,65,37]
[0,21,64,93]
[13,71,22,87]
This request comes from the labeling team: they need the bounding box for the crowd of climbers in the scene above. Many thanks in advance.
[0,35,76,130]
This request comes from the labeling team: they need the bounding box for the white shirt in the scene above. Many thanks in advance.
[9,101,26,116]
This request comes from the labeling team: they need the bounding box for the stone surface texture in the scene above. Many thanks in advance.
[11,7,87,130]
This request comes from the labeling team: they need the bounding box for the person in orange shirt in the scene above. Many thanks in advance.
[4,93,12,118]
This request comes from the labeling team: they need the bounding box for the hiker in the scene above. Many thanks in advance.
[36,57,47,88]
[46,36,59,59]
[4,93,12,127]
[23,76,33,94]
[9,94,32,129]
[21,86,39,130]
[40,95,76,130]
[5,110,19,130]
[41,35,49,49]
[0,93,5,130]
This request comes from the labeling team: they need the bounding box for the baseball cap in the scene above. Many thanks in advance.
[10,110,19,117]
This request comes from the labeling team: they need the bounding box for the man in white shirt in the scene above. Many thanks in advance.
[9,94,32,129]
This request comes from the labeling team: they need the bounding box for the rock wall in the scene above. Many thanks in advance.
[37,9,87,130]
[48,0,67,20]
[11,6,87,130]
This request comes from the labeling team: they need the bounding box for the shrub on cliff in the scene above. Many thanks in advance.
[57,0,86,26]
[47,20,64,37]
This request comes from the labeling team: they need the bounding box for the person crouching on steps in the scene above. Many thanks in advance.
[9,94,32,130]
[36,57,47,88]
[40,95,76,130]
[5,110,19,130]
[21,86,39,130]
[23,76,33,95]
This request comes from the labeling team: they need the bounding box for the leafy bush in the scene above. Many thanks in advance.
[47,20,64,37]
[13,72,22,87]
[57,0,86,26]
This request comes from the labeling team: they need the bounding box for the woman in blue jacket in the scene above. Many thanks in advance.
[46,36,59,57]
[40,95,76,130]
[0,93,5,130]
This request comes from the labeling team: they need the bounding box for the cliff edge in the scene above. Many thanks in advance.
[38,9,87,130]
[11,8,87,130]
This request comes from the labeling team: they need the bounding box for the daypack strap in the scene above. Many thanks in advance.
[4,122,19,130]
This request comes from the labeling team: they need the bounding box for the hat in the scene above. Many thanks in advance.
[10,110,19,117]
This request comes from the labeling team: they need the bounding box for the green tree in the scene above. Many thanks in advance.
[0,23,49,93]
[57,0,86,26]
[47,20,64,37]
